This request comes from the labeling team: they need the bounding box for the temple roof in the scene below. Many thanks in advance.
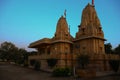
[29,16,74,48]
[80,3,101,28]
[52,15,73,43]
[55,16,69,36]
[75,3,105,40]
[29,38,51,48]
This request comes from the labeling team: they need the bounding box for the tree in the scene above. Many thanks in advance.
[17,48,28,66]
[77,54,89,69]
[0,41,18,61]
[0,41,29,65]
[0,49,6,61]
[114,44,120,55]
[104,43,113,54]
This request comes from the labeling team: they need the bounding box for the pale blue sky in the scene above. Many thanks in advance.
[0,0,120,51]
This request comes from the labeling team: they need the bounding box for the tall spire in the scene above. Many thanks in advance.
[80,2,101,27]
[53,16,73,41]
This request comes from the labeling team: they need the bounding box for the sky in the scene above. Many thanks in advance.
[0,0,120,51]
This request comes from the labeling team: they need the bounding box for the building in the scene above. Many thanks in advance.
[28,2,119,72]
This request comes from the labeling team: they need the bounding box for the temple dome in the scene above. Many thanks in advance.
[53,16,73,42]
[55,16,69,35]
[76,3,104,39]
[80,3,101,27]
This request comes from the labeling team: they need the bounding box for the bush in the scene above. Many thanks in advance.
[53,67,71,77]
[47,58,58,68]
[109,60,120,72]
[34,61,41,71]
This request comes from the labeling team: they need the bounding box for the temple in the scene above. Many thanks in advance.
[75,3,105,55]
[28,2,119,74]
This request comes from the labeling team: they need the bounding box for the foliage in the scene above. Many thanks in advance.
[47,58,58,68]
[0,49,6,61]
[114,44,120,55]
[0,41,18,61]
[34,61,41,71]
[0,41,29,66]
[77,54,89,69]
[15,48,27,64]
[109,60,120,72]
[53,67,71,77]
[104,43,113,54]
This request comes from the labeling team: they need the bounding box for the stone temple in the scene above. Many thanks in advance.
[28,2,119,73]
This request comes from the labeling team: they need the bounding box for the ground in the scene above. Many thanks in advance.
[0,63,120,80]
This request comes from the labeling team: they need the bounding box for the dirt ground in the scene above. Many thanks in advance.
[0,63,120,80]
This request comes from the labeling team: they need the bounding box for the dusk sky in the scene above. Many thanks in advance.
[0,0,120,51]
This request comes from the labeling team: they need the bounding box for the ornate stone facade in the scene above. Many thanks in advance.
[28,3,119,72]
[74,3,105,55]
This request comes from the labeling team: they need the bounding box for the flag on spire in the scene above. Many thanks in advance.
[64,9,66,18]
[92,0,94,5]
